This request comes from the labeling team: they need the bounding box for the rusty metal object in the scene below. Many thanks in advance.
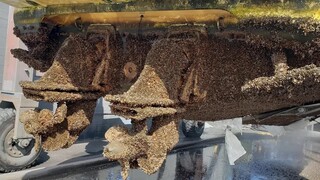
[123,62,138,81]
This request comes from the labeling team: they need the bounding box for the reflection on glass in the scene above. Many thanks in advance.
[175,149,205,180]
[46,132,320,180]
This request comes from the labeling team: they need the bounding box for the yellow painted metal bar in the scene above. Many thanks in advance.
[3,1,320,27]
[43,9,238,27]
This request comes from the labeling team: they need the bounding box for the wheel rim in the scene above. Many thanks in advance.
[4,129,24,158]
[0,120,41,169]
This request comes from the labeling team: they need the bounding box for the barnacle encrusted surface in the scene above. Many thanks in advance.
[105,26,320,178]
[21,100,96,151]
[12,14,320,179]
[20,34,104,93]
[17,32,156,151]
[103,116,179,180]
[11,25,62,72]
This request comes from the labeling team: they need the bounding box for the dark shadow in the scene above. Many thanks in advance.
[57,153,104,165]
[22,157,118,180]
[85,139,107,155]
[33,151,50,166]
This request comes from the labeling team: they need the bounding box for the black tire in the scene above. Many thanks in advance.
[181,120,205,138]
[0,108,41,172]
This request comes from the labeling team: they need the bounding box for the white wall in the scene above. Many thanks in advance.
[0,2,9,89]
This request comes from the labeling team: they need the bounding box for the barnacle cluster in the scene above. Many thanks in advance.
[13,16,320,179]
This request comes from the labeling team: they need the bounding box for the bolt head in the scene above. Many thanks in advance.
[19,139,31,148]
[298,108,306,113]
